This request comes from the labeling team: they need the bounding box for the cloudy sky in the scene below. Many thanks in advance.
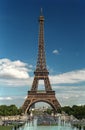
[0,0,85,107]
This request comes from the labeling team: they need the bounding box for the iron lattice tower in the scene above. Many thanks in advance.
[22,10,61,113]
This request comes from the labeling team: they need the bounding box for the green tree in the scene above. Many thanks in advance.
[0,105,22,116]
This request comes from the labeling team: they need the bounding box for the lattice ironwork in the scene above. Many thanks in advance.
[22,10,61,113]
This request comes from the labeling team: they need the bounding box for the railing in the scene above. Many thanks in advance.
[37,90,46,93]
[28,91,55,95]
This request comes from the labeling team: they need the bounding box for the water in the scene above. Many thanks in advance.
[19,119,79,130]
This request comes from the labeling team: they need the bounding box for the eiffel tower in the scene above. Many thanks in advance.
[22,9,61,113]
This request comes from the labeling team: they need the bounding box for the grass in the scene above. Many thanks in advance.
[0,126,13,130]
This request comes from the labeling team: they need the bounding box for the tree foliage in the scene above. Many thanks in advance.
[61,105,85,119]
[0,105,22,116]
[0,104,85,119]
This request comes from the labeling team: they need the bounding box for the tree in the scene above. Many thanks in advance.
[0,105,22,116]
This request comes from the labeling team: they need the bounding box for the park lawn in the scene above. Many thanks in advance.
[0,126,13,130]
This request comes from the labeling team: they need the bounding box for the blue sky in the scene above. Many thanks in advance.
[0,0,85,107]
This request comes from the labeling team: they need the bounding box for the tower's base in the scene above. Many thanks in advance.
[22,91,61,113]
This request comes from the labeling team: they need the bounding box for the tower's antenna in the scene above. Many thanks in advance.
[41,8,43,15]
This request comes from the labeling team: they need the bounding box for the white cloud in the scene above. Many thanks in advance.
[0,97,12,100]
[0,58,85,89]
[56,90,85,106]
[50,69,85,84]
[0,58,31,79]
[49,69,85,106]
[54,84,85,106]
[0,77,33,86]
[52,49,59,55]
[0,58,34,86]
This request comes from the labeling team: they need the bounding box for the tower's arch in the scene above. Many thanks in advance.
[25,99,58,113]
